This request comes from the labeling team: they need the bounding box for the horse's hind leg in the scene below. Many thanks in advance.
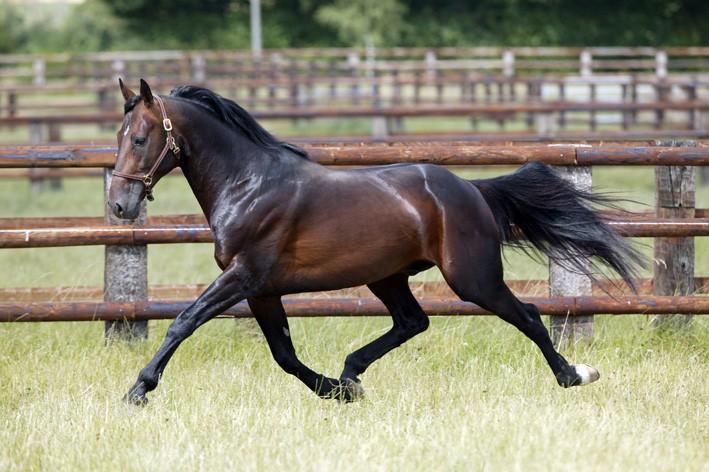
[440,235,599,388]
[248,296,362,401]
[339,274,429,385]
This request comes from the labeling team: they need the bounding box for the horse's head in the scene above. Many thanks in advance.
[108,78,181,219]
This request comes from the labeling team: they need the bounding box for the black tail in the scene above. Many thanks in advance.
[470,161,645,292]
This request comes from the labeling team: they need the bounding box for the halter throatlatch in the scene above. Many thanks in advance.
[112,94,180,201]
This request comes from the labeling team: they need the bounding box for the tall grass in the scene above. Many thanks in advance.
[1,316,707,471]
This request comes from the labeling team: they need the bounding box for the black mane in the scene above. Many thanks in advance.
[169,85,308,159]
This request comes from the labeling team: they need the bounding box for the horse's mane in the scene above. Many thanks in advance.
[168,85,309,159]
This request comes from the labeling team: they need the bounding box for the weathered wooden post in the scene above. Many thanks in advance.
[103,169,148,340]
[29,121,46,193]
[347,52,360,105]
[371,115,389,139]
[191,54,206,82]
[558,81,567,129]
[579,50,592,77]
[652,140,695,328]
[8,91,17,120]
[502,50,515,78]
[32,58,46,86]
[549,165,593,345]
[589,82,597,131]
[269,53,281,108]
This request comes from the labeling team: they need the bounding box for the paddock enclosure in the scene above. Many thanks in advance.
[1,46,709,335]
[1,46,709,471]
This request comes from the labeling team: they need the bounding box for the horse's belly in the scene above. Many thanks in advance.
[270,237,421,293]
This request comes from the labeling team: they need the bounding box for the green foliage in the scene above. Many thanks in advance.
[2,0,709,53]
[315,0,407,46]
[399,0,709,46]
[21,1,125,53]
[101,0,240,49]
[0,1,26,53]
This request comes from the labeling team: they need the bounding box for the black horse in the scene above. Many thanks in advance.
[109,79,642,404]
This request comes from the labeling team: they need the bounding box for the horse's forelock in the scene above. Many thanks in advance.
[124,95,141,115]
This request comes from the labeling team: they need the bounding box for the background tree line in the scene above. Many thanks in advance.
[1,0,707,54]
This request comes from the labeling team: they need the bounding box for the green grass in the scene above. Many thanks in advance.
[1,317,707,471]
[0,163,708,470]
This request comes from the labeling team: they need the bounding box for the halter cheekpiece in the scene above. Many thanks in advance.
[112,94,180,201]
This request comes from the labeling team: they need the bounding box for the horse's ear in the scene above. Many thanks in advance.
[139,78,154,106]
[118,77,135,101]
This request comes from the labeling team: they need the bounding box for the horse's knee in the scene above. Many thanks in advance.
[404,314,429,337]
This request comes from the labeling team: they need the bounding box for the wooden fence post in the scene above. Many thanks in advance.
[32,59,46,86]
[103,169,148,340]
[652,140,695,328]
[549,166,593,345]
[371,116,389,139]
[191,54,206,83]
[29,122,45,192]
[580,50,592,77]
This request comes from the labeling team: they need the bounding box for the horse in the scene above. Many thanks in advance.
[109,79,643,405]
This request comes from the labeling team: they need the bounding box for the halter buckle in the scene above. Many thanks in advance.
[162,118,173,131]
[143,175,153,186]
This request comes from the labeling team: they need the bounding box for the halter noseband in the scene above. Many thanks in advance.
[112,94,180,201]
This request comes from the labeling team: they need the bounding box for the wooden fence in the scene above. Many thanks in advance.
[2,47,709,143]
[2,98,709,146]
[1,141,708,343]
[2,47,709,86]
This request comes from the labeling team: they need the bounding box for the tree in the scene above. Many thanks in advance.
[0,2,26,53]
[315,0,407,47]
[99,0,240,49]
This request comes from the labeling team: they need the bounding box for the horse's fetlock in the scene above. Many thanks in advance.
[137,371,158,390]
[344,354,366,373]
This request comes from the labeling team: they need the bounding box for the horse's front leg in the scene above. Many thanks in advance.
[124,260,259,405]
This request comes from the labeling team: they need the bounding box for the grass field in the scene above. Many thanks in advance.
[1,157,708,470]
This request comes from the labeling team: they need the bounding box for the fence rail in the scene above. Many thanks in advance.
[1,142,708,168]
[2,218,709,249]
[4,296,709,323]
[3,277,709,303]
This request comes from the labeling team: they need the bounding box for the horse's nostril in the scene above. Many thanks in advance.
[115,202,124,216]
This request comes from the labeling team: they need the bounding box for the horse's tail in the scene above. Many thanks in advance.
[469,161,645,292]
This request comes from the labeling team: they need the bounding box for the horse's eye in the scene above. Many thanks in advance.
[133,137,146,146]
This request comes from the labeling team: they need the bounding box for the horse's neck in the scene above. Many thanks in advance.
[178,122,284,223]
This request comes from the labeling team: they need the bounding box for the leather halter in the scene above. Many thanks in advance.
[112,95,180,201]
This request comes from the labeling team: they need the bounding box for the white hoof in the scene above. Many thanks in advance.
[573,364,600,386]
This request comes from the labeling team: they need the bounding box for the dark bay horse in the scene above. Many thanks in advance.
[110,79,642,404]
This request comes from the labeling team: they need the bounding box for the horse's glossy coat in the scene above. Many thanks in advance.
[110,80,642,403]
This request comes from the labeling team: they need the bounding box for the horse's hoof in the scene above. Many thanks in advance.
[340,378,365,402]
[123,384,149,406]
[572,364,600,386]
